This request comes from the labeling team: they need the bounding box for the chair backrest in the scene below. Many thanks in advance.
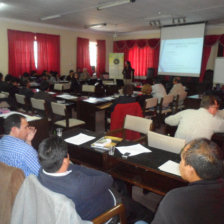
[15,93,26,104]
[124,115,152,134]
[11,175,91,224]
[54,83,63,91]
[145,97,158,109]
[1,91,9,98]
[0,162,25,224]
[177,91,187,105]
[161,94,174,107]
[51,102,66,116]
[31,97,46,111]
[110,102,143,140]
[82,84,95,93]
[147,130,186,154]
[102,80,114,85]
[63,82,71,90]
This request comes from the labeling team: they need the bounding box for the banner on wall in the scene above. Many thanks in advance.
[109,53,124,79]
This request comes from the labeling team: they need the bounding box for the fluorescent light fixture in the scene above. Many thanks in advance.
[97,0,135,10]
[41,14,61,21]
[0,2,6,8]
[85,23,107,29]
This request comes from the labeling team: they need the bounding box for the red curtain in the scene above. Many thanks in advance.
[199,35,220,82]
[113,39,160,77]
[76,37,92,74]
[36,33,60,74]
[8,30,35,77]
[128,45,154,77]
[96,40,106,77]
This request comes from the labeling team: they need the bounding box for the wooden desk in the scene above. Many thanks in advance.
[184,94,202,109]
[63,129,187,196]
[77,97,114,131]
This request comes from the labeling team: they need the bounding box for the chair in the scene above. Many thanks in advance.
[157,94,174,117]
[147,130,186,154]
[63,82,71,90]
[51,102,85,129]
[0,92,10,108]
[11,175,126,224]
[1,91,9,98]
[175,91,187,112]
[0,162,25,224]
[102,79,114,85]
[54,83,63,91]
[108,115,152,143]
[15,93,29,112]
[144,97,158,118]
[107,102,144,141]
[30,97,49,118]
[82,84,96,95]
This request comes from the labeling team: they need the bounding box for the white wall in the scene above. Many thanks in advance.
[0,18,113,76]
[1,18,224,77]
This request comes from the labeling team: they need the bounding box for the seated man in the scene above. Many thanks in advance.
[0,114,40,176]
[151,138,224,224]
[165,95,224,142]
[169,77,186,96]
[37,136,115,221]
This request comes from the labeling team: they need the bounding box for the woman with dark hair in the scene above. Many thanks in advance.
[122,61,133,84]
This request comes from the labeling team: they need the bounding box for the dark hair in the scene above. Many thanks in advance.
[3,114,25,134]
[5,74,12,82]
[126,61,131,68]
[38,136,68,173]
[181,138,224,180]
[39,80,50,91]
[123,84,134,96]
[200,95,218,109]
[0,73,3,81]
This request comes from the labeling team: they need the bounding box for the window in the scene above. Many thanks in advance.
[34,38,38,69]
[89,41,97,67]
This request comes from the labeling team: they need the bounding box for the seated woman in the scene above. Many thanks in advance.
[110,84,136,112]
[136,84,152,109]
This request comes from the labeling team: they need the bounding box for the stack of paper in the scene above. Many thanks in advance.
[116,144,151,156]
[158,160,180,176]
[65,133,95,145]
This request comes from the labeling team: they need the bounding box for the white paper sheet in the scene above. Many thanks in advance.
[0,111,41,121]
[158,160,180,176]
[116,144,151,156]
[57,94,78,100]
[65,133,95,145]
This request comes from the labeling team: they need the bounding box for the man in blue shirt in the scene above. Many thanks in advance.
[0,114,40,176]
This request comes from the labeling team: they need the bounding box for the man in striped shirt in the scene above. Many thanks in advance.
[0,114,40,176]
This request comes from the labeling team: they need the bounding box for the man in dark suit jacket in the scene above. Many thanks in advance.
[37,136,114,221]
[151,138,224,224]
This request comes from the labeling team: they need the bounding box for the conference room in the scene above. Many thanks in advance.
[1,0,224,223]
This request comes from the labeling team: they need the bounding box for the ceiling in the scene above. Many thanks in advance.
[1,0,224,34]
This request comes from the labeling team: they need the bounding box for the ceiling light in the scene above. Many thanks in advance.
[41,14,61,21]
[97,0,135,10]
[0,2,6,8]
[85,23,107,29]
